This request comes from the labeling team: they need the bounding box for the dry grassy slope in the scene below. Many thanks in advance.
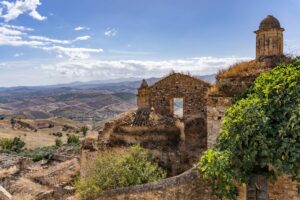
[0,117,87,149]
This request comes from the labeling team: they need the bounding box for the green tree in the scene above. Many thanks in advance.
[81,126,89,137]
[74,146,166,199]
[199,58,300,200]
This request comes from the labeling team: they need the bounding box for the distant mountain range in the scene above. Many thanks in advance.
[0,74,216,91]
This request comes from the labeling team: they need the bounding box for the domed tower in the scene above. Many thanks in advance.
[255,15,285,60]
[137,79,150,109]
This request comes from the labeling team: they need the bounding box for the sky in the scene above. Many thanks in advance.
[0,0,300,87]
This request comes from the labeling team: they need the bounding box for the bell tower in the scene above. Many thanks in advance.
[255,15,284,60]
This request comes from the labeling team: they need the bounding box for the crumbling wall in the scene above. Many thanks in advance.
[207,95,232,148]
[96,167,218,200]
[269,175,300,200]
[148,73,210,118]
[216,76,256,97]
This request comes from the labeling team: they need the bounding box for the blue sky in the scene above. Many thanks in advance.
[0,0,299,86]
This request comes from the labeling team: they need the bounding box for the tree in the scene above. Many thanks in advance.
[81,126,89,137]
[199,58,300,200]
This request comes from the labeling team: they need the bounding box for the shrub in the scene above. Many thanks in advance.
[74,146,166,199]
[20,146,58,162]
[80,126,89,137]
[53,132,63,137]
[0,137,25,153]
[55,139,63,147]
[67,134,80,145]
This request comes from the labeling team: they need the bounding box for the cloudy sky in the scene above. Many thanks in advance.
[0,0,299,86]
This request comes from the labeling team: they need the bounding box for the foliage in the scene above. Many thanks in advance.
[200,149,238,199]
[67,134,80,145]
[80,126,89,136]
[74,146,167,199]
[20,146,58,162]
[199,58,300,199]
[55,138,63,147]
[0,137,25,153]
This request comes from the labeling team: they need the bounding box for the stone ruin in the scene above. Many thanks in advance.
[81,15,300,200]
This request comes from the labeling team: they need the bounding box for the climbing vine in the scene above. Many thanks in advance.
[199,58,300,199]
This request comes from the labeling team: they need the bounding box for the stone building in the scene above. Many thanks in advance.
[255,15,284,60]
[137,73,210,118]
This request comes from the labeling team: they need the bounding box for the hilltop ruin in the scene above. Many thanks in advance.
[81,15,299,200]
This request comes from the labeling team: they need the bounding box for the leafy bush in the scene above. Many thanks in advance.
[20,146,58,162]
[55,138,63,147]
[80,126,88,136]
[0,137,25,153]
[74,146,166,199]
[67,134,80,145]
[199,58,300,199]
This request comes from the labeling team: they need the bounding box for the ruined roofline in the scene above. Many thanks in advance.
[148,72,211,89]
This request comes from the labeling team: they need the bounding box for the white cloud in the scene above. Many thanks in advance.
[74,35,90,41]
[0,25,45,46]
[14,52,23,57]
[0,0,46,22]
[0,26,23,35]
[41,57,251,80]
[0,23,34,31]
[40,46,103,59]
[104,28,117,37]
[0,24,103,58]
[74,26,90,31]
[29,35,70,44]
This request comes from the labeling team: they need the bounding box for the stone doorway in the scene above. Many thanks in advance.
[171,98,184,118]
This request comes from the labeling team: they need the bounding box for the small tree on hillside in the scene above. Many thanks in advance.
[199,58,300,200]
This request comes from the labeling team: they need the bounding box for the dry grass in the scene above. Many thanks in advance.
[29,158,80,186]
[217,60,260,78]
[208,85,219,94]
[0,119,69,149]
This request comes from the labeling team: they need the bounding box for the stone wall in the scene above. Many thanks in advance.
[94,166,299,200]
[216,76,256,97]
[146,73,210,118]
[109,125,180,150]
[96,167,218,200]
[207,95,232,148]
[269,175,300,200]
[94,165,300,200]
